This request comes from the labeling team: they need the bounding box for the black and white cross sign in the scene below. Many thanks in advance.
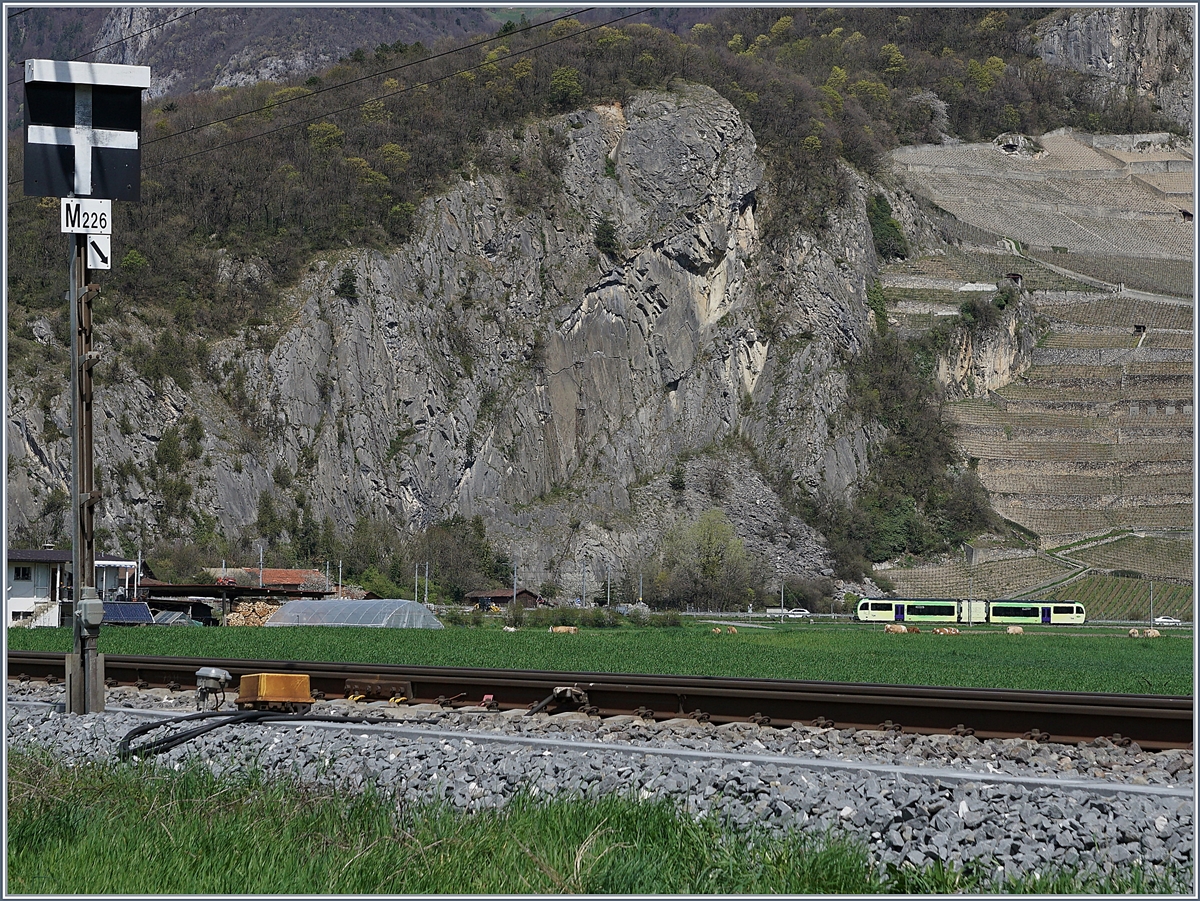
[24,59,150,201]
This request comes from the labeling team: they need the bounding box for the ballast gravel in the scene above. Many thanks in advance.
[6,680,1194,886]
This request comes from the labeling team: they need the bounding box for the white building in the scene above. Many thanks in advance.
[6,548,139,627]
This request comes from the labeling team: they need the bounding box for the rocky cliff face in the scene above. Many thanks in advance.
[7,85,908,585]
[1033,7,1194,133]
[935,302,1037,400]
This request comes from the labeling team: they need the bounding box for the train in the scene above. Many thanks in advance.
[856,597,1086,626]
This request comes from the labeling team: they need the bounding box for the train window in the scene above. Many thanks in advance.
[1075,606,1084,615]
[1052,605,1076,615]
[907,604,954,617]
[870,602,894,612]
[991,605,1039,618]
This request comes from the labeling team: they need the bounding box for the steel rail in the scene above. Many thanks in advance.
[7,651,1193,749]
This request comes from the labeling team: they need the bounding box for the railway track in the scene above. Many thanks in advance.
[8,651,1193,749]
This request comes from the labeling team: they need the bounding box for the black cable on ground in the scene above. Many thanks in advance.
[116,709,442,760]
[117,709,274,760]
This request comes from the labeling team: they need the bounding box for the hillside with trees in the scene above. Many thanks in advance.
[5,9,1191,607]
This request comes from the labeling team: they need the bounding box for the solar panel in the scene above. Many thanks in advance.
[102,601,153,624]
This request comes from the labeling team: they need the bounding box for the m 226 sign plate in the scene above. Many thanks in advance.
[61,198,112,234]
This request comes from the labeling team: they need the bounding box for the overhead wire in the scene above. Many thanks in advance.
[7,8,649,192]
[143,8,651,172]
[6,8,202,87]
[141,7,599,150]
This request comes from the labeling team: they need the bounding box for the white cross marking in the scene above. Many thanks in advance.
[26,84,138,195]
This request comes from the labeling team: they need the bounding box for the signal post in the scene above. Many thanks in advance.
[24,59,149,713]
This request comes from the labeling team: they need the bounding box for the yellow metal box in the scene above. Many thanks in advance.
[236,672,311,709]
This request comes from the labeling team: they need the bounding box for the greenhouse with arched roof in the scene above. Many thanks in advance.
[265,598,443,629]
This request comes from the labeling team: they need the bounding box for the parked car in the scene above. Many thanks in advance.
[787,608,812,618]
[1153,615,1182,626]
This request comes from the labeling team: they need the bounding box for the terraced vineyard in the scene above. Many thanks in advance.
[1045,575,1193,624]
[1037,332,1139,349]
[893,249,1077,288]
[1145,331,1194,349]
[1025,251,1194,299]
[881,554,1075,599]
[941,286,1193,547]
[1044,296,1193,331]
[879,247,1103,336]
[1067,534,1195,583]
[879,131,1192,606]
[1024,510,1192,536]
[892,131,1193,298]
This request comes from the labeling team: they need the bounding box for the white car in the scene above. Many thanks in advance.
[786,608,812,619]
[1153,615,1182,626]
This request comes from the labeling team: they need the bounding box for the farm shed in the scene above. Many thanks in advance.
[265,598,443,629]
[465,587,542,607]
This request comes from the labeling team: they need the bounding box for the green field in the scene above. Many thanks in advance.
[7,621,1192,696]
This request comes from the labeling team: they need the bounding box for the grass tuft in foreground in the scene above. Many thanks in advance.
[5,748,1192,894]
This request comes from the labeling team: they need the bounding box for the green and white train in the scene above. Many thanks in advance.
[856,597,1086,626]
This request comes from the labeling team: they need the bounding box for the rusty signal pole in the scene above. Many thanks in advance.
[67,234,105,714]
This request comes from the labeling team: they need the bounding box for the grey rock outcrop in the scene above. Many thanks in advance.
[7,85,906,586]
[1033,7,1194,134]
[936,300,1037,399]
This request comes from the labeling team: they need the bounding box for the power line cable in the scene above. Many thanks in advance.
[142,8,598,149]
[143,8,650,173]
[7,8,640,192]
[6,8,202,87]
[76,8,203,66]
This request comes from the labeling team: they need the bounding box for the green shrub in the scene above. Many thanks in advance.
[524,608,553,629]
[593,215,620,257]
[336,267,358,300]
[669,464,686,492]
[582,607,608,628]
[786,576,836,612]
[958,296,1001,332]
[873,573,895,592]
[506,602,526,627]
[866,194,908,260]
[551,608,580,627]
[867,281,889,333]
[580,607,621,628]
[648,611,682,627]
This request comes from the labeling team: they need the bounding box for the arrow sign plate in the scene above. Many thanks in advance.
[86,234,111,269]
